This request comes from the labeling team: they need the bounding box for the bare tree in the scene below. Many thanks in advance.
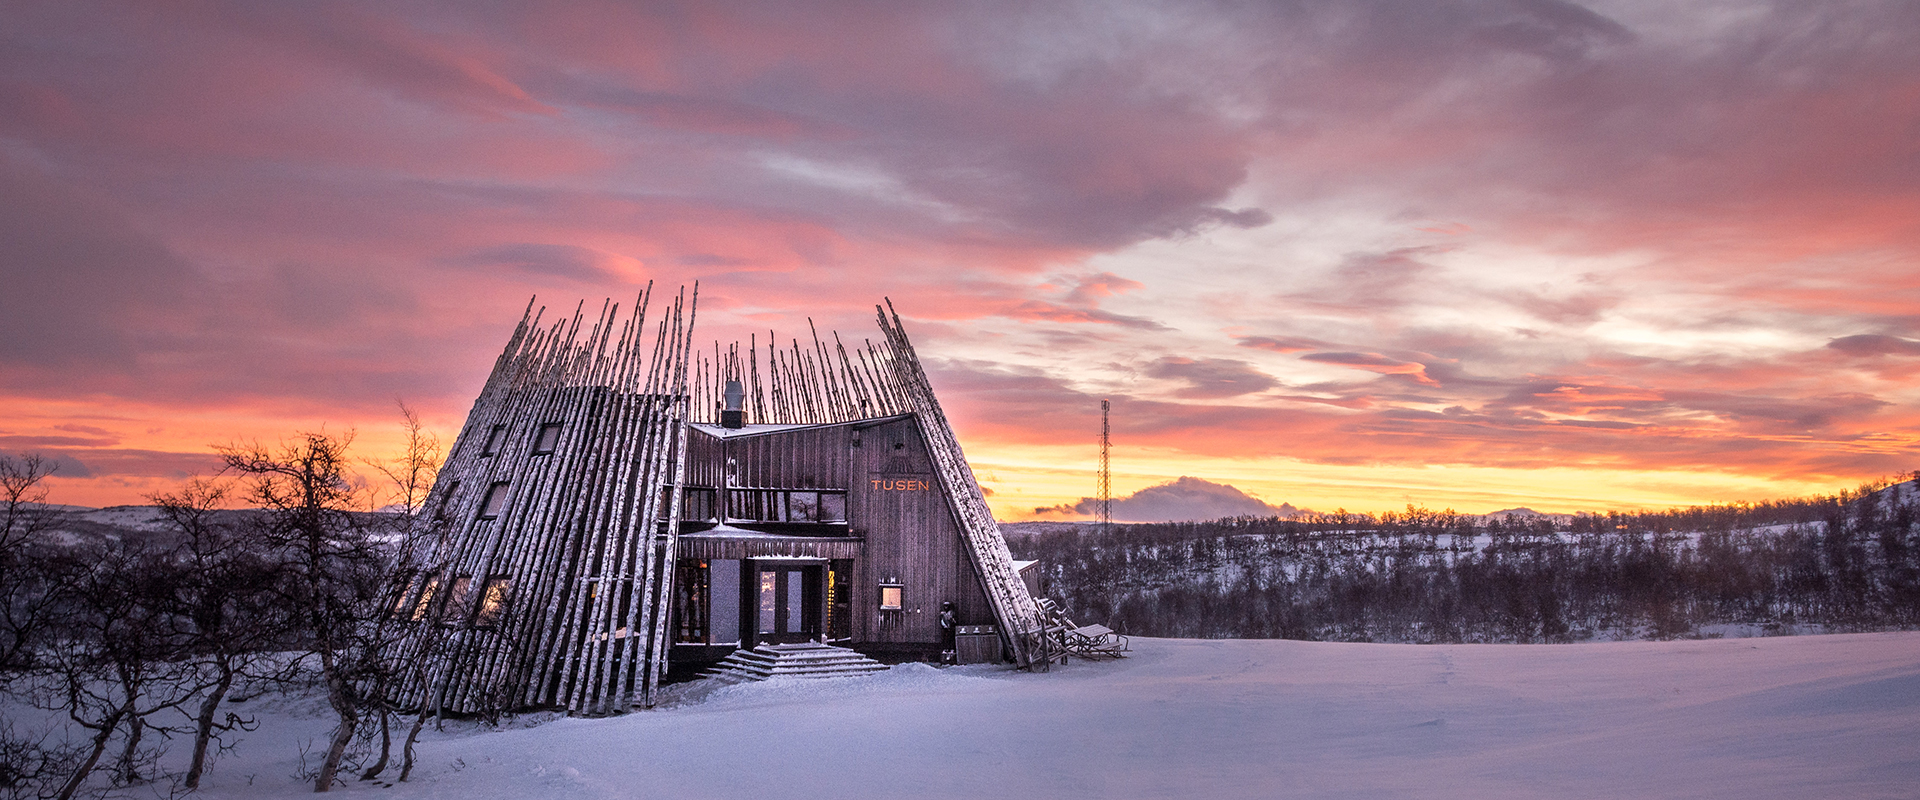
[0,716,78,800]
[0,454,83,800]
[218,432,389,793]
[34,540,196,799]
[1,454,63,674]
[150,479,285,790]
[365,402,441,517]
[354,405,448,784]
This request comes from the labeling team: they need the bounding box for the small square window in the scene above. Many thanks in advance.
[533,423,562,455]
[440,575,472,624]
[478,481,510,520]
[410,574,441,621]
[433,481,460,520]
[683,488,717,522]
[481,424,507,456]
[787,491,820,522]
[879,584,903,611]
[475,576,512,628]
[387,570,417,618]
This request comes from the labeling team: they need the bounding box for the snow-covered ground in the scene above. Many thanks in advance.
[148,632,1920,799]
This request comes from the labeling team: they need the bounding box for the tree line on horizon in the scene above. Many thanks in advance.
[10,425,1919,796]
[0,410,454,799]
[1010,474,1920,643]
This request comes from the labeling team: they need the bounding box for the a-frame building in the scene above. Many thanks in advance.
[391,287,1046,714]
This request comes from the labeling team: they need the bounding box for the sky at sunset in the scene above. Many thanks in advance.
[3,1,1918,519]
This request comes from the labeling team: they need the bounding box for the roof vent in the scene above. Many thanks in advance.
[721,379,745,428]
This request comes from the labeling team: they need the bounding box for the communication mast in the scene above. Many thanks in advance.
[1099,399,1111,533]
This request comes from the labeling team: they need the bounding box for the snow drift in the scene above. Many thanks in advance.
[158,632,1920,799]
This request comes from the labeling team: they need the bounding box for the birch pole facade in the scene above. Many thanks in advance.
[394,290,1049,715]
[392,286,696,714]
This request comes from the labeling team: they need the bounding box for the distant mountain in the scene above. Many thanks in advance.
[1029,476,1302,523]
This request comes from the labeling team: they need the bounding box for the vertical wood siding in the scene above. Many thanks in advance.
[400,293,1043,718]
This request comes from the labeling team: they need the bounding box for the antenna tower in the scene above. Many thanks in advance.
[1099,399,1111,533]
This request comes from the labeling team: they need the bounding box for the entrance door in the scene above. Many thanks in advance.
[754,565,822,644]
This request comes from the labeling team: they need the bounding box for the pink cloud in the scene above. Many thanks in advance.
[1063,272,1145,305]
[1237,336,1324,354]
[1301,352,1443,387]
[3,2,1918,508]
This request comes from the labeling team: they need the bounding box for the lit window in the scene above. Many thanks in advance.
[533,423,562,455]
[475,576,512,628]
[411,575,441,621]
[759,571,778,634]
[481,424,506,456]
[387,571,417,617]
[478,482,510,520]
[879,584,903,611]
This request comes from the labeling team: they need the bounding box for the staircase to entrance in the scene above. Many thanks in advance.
[703,642,889,684]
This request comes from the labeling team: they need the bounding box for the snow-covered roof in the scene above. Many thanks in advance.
[688,413,914,440]
[680,522,849,540]
[689,422,821,439]
[680,522,788,538]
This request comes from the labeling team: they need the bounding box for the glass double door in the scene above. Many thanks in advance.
[754,564,823,644]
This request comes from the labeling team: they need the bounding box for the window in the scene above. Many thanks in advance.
[410,574,441,621]
[533,423,562,455]
[827,562,851,641]
[758,571,778,634]
[726,489,848,523]
[675,561,709,644]
[475,576,512,628]
[709,560,740,644]
[787,491,820,522]
[819,493,847,523]
[433,482,460,520]
[478,481,510,520]
[657,485,676,521]
[879,583,903,611]
[481,424,506,456]
[682,488,717,522]
[785,570,803,632]
[387,570,417,618]
[440,575,473,624]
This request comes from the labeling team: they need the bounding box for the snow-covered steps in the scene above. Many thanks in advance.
[702,642,888,684]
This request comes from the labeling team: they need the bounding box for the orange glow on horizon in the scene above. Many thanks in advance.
[3,4,1916,519]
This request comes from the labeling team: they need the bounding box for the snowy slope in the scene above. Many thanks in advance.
[164,632,1920,800]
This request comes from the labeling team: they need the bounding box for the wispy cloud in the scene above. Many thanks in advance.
[3,1,1917,511]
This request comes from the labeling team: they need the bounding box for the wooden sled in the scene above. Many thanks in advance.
[1034,599,1128,663]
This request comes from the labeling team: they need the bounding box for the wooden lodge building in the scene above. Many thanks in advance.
[673,412,1034,663]
[391,288,1048,715]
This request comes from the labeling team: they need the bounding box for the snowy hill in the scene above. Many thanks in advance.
[25,504,401,549]
[1013,479,1920,642]
[108,632,1917,799]
[1474,506,1576,524]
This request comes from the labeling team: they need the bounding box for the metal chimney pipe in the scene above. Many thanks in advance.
[721,379,745,428]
